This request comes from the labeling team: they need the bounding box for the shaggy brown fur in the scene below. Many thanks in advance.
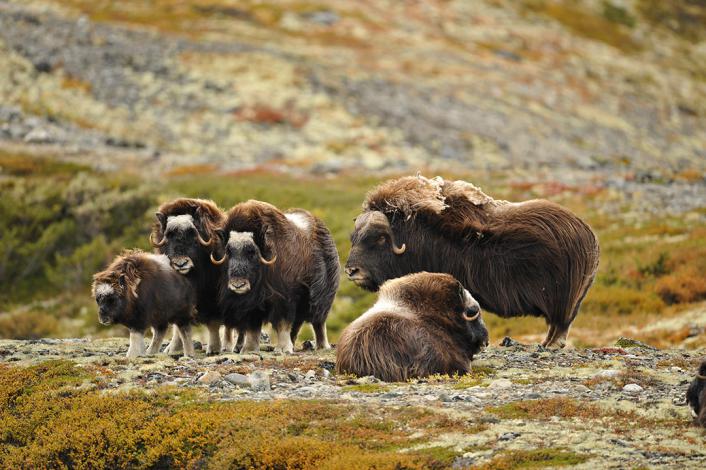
[150,198,236,354]
[346,175,600,347]
[336,272,488,382]
[686,360,706,427]
[216,200,339,353]
[92,250,196,358]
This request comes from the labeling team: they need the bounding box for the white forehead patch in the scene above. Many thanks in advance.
[166,214,195,232]
[148,253,172,270]
[94,283,114,297]
[228,231,255,249]
[285,213,310,231]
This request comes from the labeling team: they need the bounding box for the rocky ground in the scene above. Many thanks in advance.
[1,337,704,468]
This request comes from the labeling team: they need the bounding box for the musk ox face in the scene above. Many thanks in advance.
[686,361,706,426]
[153,214,212,275]
[459,288,489,354]
[92,279,129,325]
[214,231,276,295]
[346,211,407,291]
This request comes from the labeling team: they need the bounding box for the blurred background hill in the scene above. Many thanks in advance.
[1,0,705,348]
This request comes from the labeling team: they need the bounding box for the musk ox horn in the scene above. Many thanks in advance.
[462,310,481,321]
[392,241,406,255]
[210,252,226,265]
[698,373,706,380]
[150,232,167,247]
[196,231,211,246]
[259,253,277,265]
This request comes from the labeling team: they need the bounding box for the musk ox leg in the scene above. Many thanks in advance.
[541,325,557,348]
[165,325,183,354]
[177,324,195,357]
[312,322,331,350]
[290,320,304,348]
[221,326,235,352]
[274,323,294,354]
[241,330,261,354]
[546,325,569,349]
[234,330,244,353]
[205,321,221,356]
[126,330,146,358]
[147,327,167,355]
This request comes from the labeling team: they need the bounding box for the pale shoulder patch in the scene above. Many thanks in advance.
[228,231,255,248]
[285,212,310,231]
[148,253,172,270]
[94,283,114,297]
[166,214,195,232]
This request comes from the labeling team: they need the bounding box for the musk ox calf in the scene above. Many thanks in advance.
[92,250,196,358]
[150,198,238,354]
[210,200,339,354]
[687,361,706,427]
[336,272,489,382]
[345,175,600,348]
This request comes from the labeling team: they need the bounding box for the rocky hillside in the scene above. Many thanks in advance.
[0,337,704,468]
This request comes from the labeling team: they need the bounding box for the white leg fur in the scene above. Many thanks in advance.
[165,325,183,354]
[146,327,167,355]
[276,323,294,354]
[126,331,145,358]
[177,325,195,357]
[241,330,260,353]
[221,326,234,352]
[206,322,221,355]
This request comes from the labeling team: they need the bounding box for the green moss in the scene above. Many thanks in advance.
[478,448,589,469]
[342,384,391,393]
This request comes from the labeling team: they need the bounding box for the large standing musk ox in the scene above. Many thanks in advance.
[345,175,600,348]
[210,200,339,354]
[336,272,489,381]
[686,360,706,427]
[92,250,197,358]
[150,198,237,354]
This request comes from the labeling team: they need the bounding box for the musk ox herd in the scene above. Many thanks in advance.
[92,174,705,426]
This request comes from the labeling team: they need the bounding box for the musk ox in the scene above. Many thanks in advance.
[210,200,339,354]
[150,198,238,354]
[686,360,706,427]
[92,250,197,358]
[336,272,489,381]
[345,175,600,348]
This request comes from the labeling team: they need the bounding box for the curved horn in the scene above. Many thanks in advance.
[196,231,211,247]
[391,240,406,255]
[698,373,706,380]
[150,232,167,247]
[259,253,277,266]
[462,310,481,322]
[210,252,226,265]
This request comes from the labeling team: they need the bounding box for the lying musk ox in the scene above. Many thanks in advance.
[92,250,196,358]
[345,175,600,348]
[686,361,706,427]
[150,198,238,354]
[336,272,489,381]
[210,200,339,354]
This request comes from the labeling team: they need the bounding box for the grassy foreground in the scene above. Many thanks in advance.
[1,151,706,347]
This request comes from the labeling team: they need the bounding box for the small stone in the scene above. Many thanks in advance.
[302,340,315,351]
[193,341,203,351]
[249,371,270,392]
[23,127,54,144]
[488,379,512,389]
[322,369,331,379]
[498,432,520,441]
[622,383,643,394]
[305,369,316,381]
[224,373,250,387]
[287,372,300,382]
[355,375,380,385]
[197,370,222,384]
